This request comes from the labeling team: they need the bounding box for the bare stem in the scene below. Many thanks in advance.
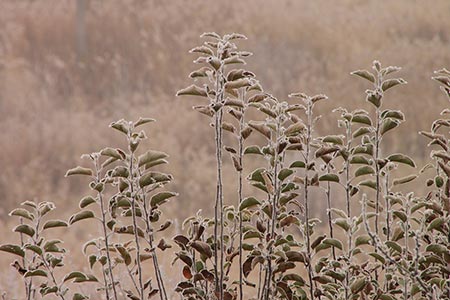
[304,102,314,300]
[95,159,119,300]
[128,148,144,299]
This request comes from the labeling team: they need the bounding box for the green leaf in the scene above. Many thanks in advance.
[426,244,447,255]
[428,217,444,231]
[138,150,169,167]
[0,244,25,257]
[359,180,376,190]
[393,211,407,222]
[355,235,371,247]
[387,153,416,168]
[88,255,97,269]
[369,252,385,264]
[319,174,340,183]
[65,166,93,177]
[322,238,343,250]
[24,270,48,278]
[9,208,34,220]
[44,240,64,253]
[435,175,444,188]
[350,155,371,165]
[381,78,406,91]
[244,145,263,155]
[351,115,372,126]
[278,169,294,181]
[289,161,305,168]
[330,208,348,218]
[393,175,417,186]
[139,172,172,188]
[334,218,350,231]
[150,191,177,207]
[385,241,402,253]
[366,91,382,107]
[14,224,35,237]
[79,196,96,209]
[355,166,375,177]
[115,245,132,266]
[352,127,371,138]
[99,147,122,160]
[239,197,261,211]
[73,274,98,283]
[380,119,399,136]
[323,135,344,145]
[69,211,95,225]
[43,220,68,230]
[382,110,404,121]
[248,168,265,184]
[24,244,43,255]
[64,271,87,282]
[351,70,375,83]
[379,295,395,300]
[282,274,306,285]
[73,293,89,300]
[350,277,367,294]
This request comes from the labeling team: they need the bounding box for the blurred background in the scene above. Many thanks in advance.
[0,0,449,297]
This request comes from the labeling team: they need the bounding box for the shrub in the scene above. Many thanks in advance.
[1,33,449,300]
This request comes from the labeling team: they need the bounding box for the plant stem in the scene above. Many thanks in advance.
[140,182,168,300]
[304,102,314,300]
[374,106,381,236]
[325,174,336,261]
[128,149,144,299]
[237,99,244,300]
[95,160,119,300]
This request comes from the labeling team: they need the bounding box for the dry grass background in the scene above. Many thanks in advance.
[0,0,449,297]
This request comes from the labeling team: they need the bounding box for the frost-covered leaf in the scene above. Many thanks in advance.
[151,191,177,207]
[355,166,375,177]
[319,174,340,183]
[244,145,263,155]
[355,235,371,246]
[278,169,294,181]
[322,238,343,250]
[43,220,68,230]
[79,196,96,209]
[290,161,305,168]
[176,85,208,97]
[323,135,344,145]
[359,180,376,190]
[134,117,155,127]
[0,244,25,257]
[381,78,406,92]
[380,119,399,135]
[64,271,88,282]
[351,70,375,83]
[65,166,93,177]
[69,211,95,225]
[9,208,34,220]
[239,197,261,211]
[387,153,416,167]
[14,224,35,237]
[138,150,169,167]
[393,175,417,186]
[25,270,48,278]
[190,241,212,259]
